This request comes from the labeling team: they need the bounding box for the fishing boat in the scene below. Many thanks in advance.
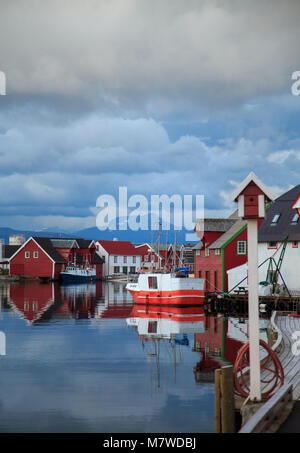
[60,265,96,282]
[126,267,205,307]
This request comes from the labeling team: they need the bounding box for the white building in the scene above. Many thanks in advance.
[227,185,300,294]
[95,240,143,277]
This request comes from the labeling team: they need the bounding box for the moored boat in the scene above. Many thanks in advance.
[60,265,96,282]
[126,269,205,307]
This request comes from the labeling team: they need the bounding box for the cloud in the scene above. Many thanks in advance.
[1,0,300,114]
[1,2,300,231]
[267,149,300,164]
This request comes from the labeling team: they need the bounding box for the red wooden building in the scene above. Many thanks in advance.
[194,217,249,292]
[194,316,245,365]
[8,281,60,324]
[9,237,103,280]
[135,243,185,271]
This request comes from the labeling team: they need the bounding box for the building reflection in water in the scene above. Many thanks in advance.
[5,280,263,386]
[6,281,134,324]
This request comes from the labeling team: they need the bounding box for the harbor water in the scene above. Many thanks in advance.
[0,281,268,433]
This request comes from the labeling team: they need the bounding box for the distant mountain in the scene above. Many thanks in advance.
[0,227,75,244]
[0,225,199,245]
[73,226,198,244]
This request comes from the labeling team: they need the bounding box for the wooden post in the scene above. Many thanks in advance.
[220,365,235,433]
[215,365,235,433]
[247,219,262,401]
[215,368,221,433]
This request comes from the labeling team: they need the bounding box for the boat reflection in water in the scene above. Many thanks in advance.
[0,280,268,433]
[126,303,252,387]
[6,280,256,387]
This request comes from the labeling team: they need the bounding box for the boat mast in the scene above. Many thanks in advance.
[157,221,161,270]
[173,231,177,270]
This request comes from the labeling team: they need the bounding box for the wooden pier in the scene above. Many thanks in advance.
[239,312,300,432]
[204,292,300,316]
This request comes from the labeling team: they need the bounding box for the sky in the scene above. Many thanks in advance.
[1,0,300,233]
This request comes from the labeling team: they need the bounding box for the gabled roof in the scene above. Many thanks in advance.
[76,239,95,248]
[50,239,79,249]
[4,245,21,259]
[208,219,247,249]
[195,218,236,232]
[97,240,143,255]
[33,237,67,263]
[231,171,273,202]
[258,184,300,242]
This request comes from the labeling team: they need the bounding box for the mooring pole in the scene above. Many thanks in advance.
[247,219,261,401]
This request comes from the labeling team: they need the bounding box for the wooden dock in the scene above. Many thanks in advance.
[239,312,300,432]
[273,314,300,400]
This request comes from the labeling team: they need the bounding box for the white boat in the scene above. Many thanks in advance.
[126,269,205,307]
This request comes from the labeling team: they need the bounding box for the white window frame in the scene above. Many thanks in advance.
[205,248,210,257]
[215,249,221,256]
[25,251,30,259]
[33,251,38,259]
[237,240,247,255]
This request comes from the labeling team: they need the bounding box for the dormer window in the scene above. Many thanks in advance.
[271,214,280,225]
[291,213,299,225]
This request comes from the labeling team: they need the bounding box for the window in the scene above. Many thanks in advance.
[196,250,200,256]
[123,266,128,274]
[214,270,218,290]
[237,241,247,255]
[114,256,117,263]
[148,276,158,289]
[205,248,210,257]
[292,241,298,248]
[130,266,135,273]
[25,251,30,259]
[271,214,281,225]
[268,241,277,249]
[291,213,299,225]
[113,266,120,273]
[24,302,29,311]
[33,302,38,311]
[215,249,221,256]
[33,251,38,258]
[124,256,127,263]
[144,255,149,262]
[148,321,157,333]
[132,256,136,263]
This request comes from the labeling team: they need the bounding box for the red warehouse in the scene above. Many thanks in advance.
[194,217,249,293]
[9,237,104,280]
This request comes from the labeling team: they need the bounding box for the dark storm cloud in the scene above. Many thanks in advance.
[0,0,300,229]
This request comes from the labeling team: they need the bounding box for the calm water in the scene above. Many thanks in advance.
[0,280,260,433]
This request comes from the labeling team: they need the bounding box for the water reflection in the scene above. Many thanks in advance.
[0,280,268,432]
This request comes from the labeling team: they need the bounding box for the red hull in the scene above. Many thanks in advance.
[128,288,205,306]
